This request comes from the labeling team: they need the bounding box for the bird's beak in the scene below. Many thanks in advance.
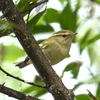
[75,33,78,35]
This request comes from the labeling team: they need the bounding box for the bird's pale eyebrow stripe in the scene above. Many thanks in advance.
[53,33,69,37]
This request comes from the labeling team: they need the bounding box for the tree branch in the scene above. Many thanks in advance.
[0,0,74,100]
[0,66,45,88]
[0,83,39,100]
[87,89,98,100]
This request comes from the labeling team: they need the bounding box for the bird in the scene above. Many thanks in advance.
[15,30,76,68]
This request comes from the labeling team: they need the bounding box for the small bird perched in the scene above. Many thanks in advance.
[15,30,76,68]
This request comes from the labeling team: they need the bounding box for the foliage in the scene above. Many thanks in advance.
[0,0,100,100]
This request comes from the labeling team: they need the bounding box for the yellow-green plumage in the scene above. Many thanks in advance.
[15,30,76,68]
[40,30,75,65]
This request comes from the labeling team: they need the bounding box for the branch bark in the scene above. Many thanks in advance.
[0,0,74,100]
[0,66,45,88]
[0,83,39,100]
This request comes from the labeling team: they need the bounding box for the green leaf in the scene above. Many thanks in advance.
[94,0,100,4]
[79,30,91,52]
[44,8,60,23]
[32,24,54,33]
[80,32,100,65]
[59,2,77,32]
[88,43,100,65]
[59,0,67,5]
[3,45,25,62]
[61,61,82,78]
[75,94,90,100]
[73,82,83,90]
[80,31,100,52]
[23,85,47,97]
[17,0,37,13]
[23,76,47,97]
[28,9,46,33]
[96,83,100,100]
[87,34,100,45]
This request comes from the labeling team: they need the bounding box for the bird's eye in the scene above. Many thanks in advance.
[62,35,66,37]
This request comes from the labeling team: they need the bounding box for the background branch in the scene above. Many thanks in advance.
[0,66,45,88]
[0,83,39,100]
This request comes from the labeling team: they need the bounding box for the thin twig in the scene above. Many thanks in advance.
[87,89,98,100]
[0,66,46,88]
[26,11,31,24]
[83,62,95,78]
[0,83,39,100]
